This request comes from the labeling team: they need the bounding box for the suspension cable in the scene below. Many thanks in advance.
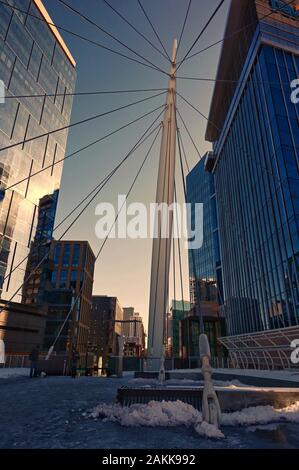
[177,0,296,65]
[5,112,165,293]
[174,181,185,311]
[177,0,192,56]
[0,115,164,315]
[176,76,293,87]
[0,0,165,75]
[176,91,220,132]
[49,125,162,353]
[4,87,168,100]
[56,0,168,75]
[0,91,165,155]
[176,118,204,332]
[137,0,172,62]
[175,0,226,73]
[4,101,166,192]
[101,0,170,62]
[175,106,202,160]
[177,129,190,174]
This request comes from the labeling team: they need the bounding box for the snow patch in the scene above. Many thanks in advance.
[221,401,299,427]
[89,400,224,439]
[195,421,225,439]
[88,400,299,440]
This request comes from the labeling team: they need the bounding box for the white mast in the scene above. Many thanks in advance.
[147,39,177,371]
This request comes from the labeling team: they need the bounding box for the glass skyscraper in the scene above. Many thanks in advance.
[206,0,299,336]
[0,0,76,302]
[186,154,223,306]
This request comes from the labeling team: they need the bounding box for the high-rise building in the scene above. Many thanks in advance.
[186,154,223,307]
[43,240,95,359]
[205,0,299,367]
[89,295,123,369]
[122,306,134,338]
[22,189,58,305]
[0,0,76,301]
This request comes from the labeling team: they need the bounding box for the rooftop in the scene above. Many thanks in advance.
[205,0,299,143]
[33,0,76,67]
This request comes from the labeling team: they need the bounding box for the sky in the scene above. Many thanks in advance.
[43,0,230,331]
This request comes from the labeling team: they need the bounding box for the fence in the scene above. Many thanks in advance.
[108,356,230,373]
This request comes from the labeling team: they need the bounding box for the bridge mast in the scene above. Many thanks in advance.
[147,39,177,371]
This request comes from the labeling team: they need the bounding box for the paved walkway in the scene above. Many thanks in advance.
[0,375,299,449]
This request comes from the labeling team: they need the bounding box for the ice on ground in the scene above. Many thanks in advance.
[0,368,29,379]
[221,401,299,426]
[88,400,299,440]
[130,378,247,388]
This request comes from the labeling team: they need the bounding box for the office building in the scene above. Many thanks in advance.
[22,189,58,305]
[180,303,226,366]
[0,0,76,302]
[205,0,299,368]
[43,240,95,359]
[123,308,145,357]
[186,155,223,306]
[89,295,123,369]
[122,306,134,338]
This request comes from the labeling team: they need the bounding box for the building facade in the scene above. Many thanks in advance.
[89,295,123,369]
[0,0,76,302]
[205,1,299,354]
[166,300,191,358]
[122,308,145,357]
[180,303,226,365]
[22,189,58,305]
[122,306,134,338]
[43,240,95,358]
[186,155,223,307]
[0,299,46,353]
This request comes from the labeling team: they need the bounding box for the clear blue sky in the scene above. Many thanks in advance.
[43,0,230,329]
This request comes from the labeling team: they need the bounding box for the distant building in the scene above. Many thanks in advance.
[180,303,226,366]
[89,296,123,369]
[43,240,95,359]
[122,307,134,338]
[122,308,145,357]
[22,190,58,305]
[167,300,191,358]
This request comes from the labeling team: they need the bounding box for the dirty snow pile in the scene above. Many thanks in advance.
[221,401,299,427]
[87,400,299,440]
[88,400,223,439]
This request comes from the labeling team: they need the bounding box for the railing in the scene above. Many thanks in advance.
[0,355,30,369]
[109,356,230,373]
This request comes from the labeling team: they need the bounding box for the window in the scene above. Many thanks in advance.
[54,243,61,265]
[72,244,80,267]
[59,270,68,288]
[70,270,77,289]
[51,271,57,288]
[62,244,70,266]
